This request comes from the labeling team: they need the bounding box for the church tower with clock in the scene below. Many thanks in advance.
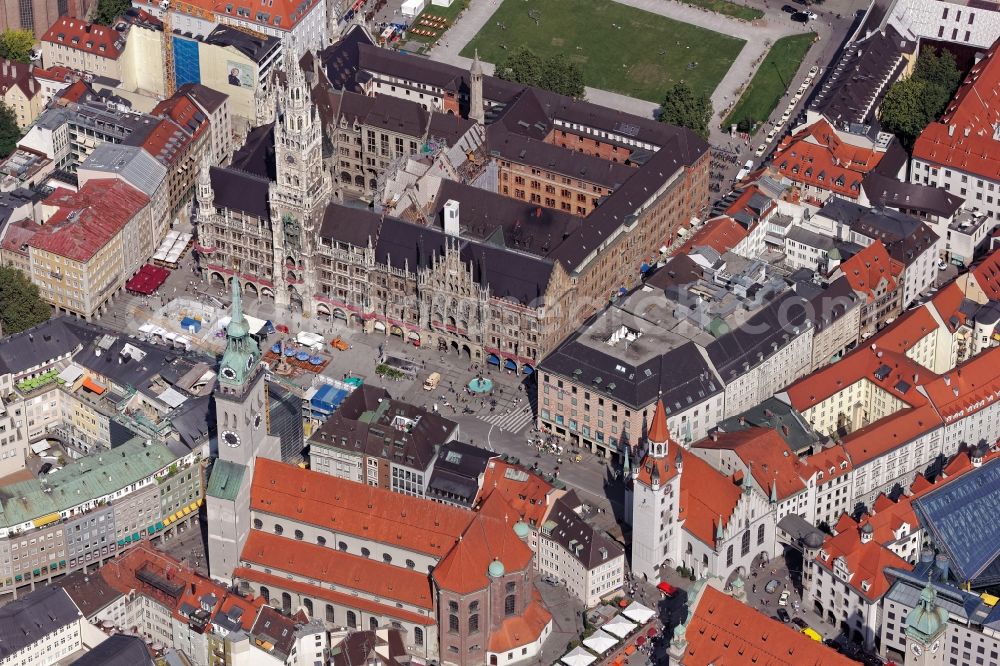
[903,580,949,666]
[206,277,282,582]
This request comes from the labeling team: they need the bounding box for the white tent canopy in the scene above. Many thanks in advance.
[582,629,618,654]
[560,646,596,666]
[622,600,656,624]
[602,615,638,639]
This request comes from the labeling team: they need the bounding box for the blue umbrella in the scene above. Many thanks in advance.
[283,348,296,356]
[271,343,281,354]
[296,351,310,361]
[309,356,323,365]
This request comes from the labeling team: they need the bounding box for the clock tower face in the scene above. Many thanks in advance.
[910,643,923,657]
[222,430,241,448]
[253,413,262,430]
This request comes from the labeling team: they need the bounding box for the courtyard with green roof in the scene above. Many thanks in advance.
[460,0,745,103]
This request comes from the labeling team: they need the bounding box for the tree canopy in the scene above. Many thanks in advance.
[657,81,712,140]
[494,48,585,99]
[93,0,132,25]
[0,266,50,334]
[0,30,34,63]
[880,47,962,150]
[0,102,20,158]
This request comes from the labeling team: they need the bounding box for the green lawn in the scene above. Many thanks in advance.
[405,0,470,44]
[677,0,762,21]
[460,0,745,103]
[723,33,816,131]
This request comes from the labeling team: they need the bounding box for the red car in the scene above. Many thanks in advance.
[657,581,677,597]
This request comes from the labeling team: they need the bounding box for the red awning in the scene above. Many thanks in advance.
[657,581,677,596]
[82,377,106,395]
[126,265,170,295]
[646,627,657,638]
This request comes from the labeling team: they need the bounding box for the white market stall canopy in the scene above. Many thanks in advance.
[582,629,618,654]
[622,600,656,624]
[560,646,596,666]
[602,615,638,639]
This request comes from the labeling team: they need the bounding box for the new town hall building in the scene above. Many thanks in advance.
[193,27,709,372]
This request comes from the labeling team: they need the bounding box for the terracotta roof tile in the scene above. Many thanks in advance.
[694,428,813,501]
[971,247,1000,300]
[772,119,884,199]
[838,241,903,301]
[843,403,942,466]
[487,590,551,653]
[815,526,912,601]
[476,459,554,527]
[683,585,856,665]
[162,0,323,32]
[251,459,472,558]
[240,530,434,609]
[647,398,670,444]
[677,216,748,255]
[923,345,1000,424]
[42,17,124,59]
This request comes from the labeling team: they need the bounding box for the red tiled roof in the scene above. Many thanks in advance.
[694,428,813,501]
[250,459,473,558]
[433,492,534,594]
[815,526,912,602]
[678,216,748,255]
[235,567,436,626]
[647,398,670,444]
[101,543,262,631]
[487,590,551,653]
[923,345,1000,424]
[139,118,195,168]
[28,179,149,262]
[0,59,39,99]
[842,403,943,466]
[866,303,938,357]
[839,241,903,302]
[42,17,124,59]
[805,444,853,483]
[970,246,1000,300]
[682,585,856,665]
[858,493,917,546]
[772,119,884,199]
[240,530,434,609]
[723,185,775,222]
[913,39,1000,180]
[785,345,931,413]
[31,65,80,85]
[158,0,323,32]
[476,459,554,527]
[152,92,211,142]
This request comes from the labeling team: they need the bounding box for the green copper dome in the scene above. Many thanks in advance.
[513,521,530,538]
[488,559,505,578]
[218,277,260,387]
[906,581,949,642]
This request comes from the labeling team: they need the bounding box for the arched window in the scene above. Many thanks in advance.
[414,627,424,646]
[317,536,326,546]
[294,529,304,541]
[259,586,270,603]
[273,524,283,536]
[757,523,765,546]
[469,613,479,633]
[405,559,415,569]
[506,581,516,593]
[504,594,516,616]
[448,614,459,633]
[469,600,480,612]
[726,545,734,567]
[347,611,357,628]
[281,592,291,612]
[338,541,347,551]
[325,604,335,623]
[383,553,392,564]
[370,617,378,630]
[361,547,370,558]
[252,518,262,529]
[741,530,751,556]
[303,598,313,616]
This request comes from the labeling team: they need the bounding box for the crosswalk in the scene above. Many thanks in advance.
[479,408,535,433]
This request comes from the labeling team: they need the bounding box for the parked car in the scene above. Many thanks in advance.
[782,4,796,11]
[801,627,823,642]
[778,590,790,606]
[792,617,809,629]
[791,11,809,22]
[809,65,819,77]
[764,579,780,594]
[777,608,790,623]
[806,10,818,19]
[938,260,948,271]
[330,337,349,351]
[755,143,767,157]
[766,128,778,141]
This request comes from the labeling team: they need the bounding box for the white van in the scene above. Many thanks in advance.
[735,160,754,182]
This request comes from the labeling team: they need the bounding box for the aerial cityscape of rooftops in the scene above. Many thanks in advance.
[3,0,1000,663]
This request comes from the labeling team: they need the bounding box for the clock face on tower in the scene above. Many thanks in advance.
[910,643,923,657]
[253,413,262,430]
[221,366,237,381]
[286,154,296,165]
[222,430,241,448]
[931,640,940,653]
[247,355,255,371]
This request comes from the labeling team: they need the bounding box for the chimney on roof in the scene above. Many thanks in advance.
[949,125,955,137]
[443,199,459,237]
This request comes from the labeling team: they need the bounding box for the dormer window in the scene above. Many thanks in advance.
[820,549,829,561]
[861,580,871,592]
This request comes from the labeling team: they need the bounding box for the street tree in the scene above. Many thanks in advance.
[658,81,712,139]
[0,266,50,334]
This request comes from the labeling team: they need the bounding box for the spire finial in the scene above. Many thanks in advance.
[231,276,243,326]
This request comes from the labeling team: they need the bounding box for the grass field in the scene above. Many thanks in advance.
[405,0,469,44]
[677,0,762,21]
[459,0,745,103]
[723,33,816,130]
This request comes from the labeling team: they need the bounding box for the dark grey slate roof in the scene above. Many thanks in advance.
[364,93,428,137]
[70,634,154,666]
[643,255,704,291]
[51,569,123,619]
[715,396,818,454]
[177,83,229,114]
[543,491,624,569]
[863,173,964,218]
[426,440,496,507]
[0,317,83,375]
[204,24,281,64]
[210,166,271,220]
[914,457,1000,587]
[0,586,80,658]
[168,395,214,451]
[74,334,176,391]
[706,291,811,382]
